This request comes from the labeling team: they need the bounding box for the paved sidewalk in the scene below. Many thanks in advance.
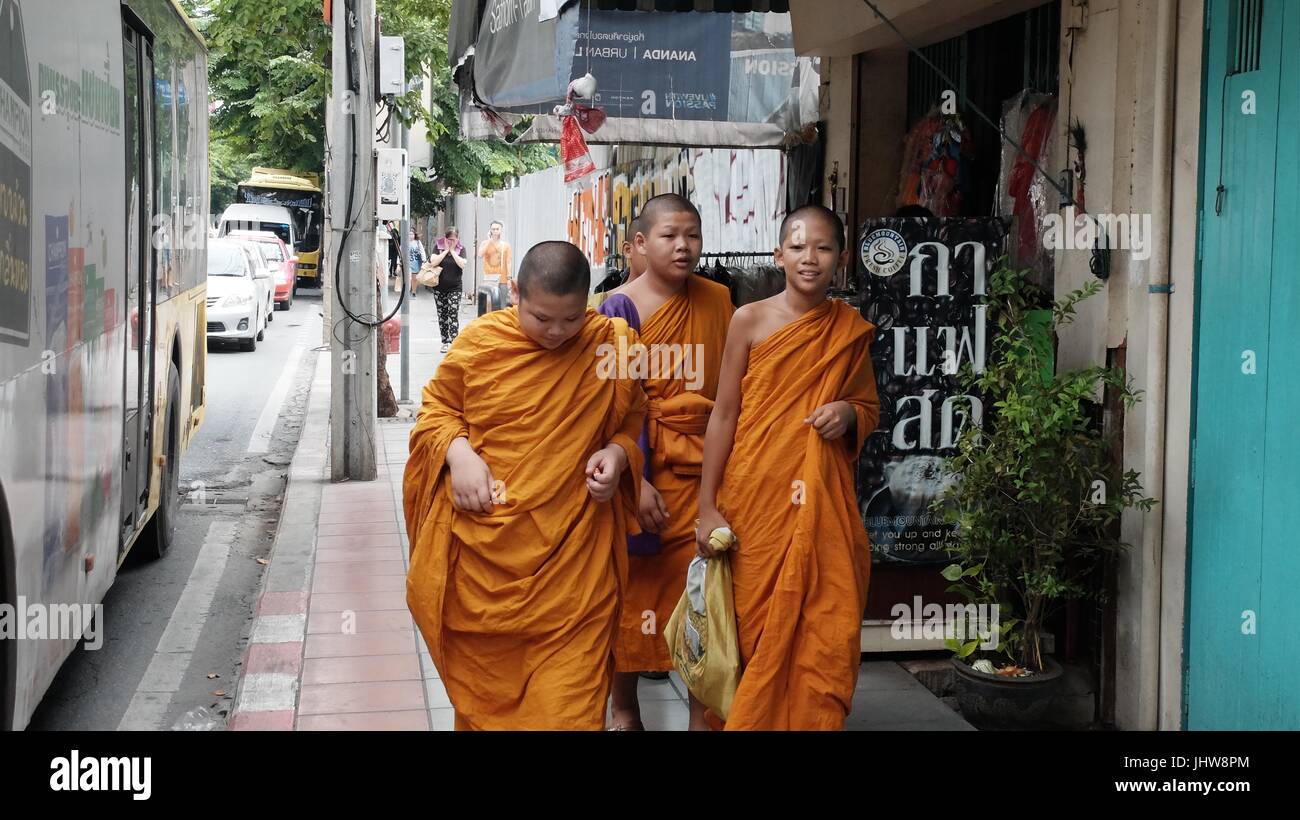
[228,293,973,731]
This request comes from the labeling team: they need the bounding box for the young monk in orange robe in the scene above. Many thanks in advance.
[697,205,880,730]
[404,241,646,730]
[598,194,733,731]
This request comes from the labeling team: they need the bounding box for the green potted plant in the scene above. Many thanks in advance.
[933,262,1155,695]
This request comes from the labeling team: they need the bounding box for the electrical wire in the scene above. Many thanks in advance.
[333,4,405,330]
[1214,70,1235,215]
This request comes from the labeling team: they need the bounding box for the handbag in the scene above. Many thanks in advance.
[416,260,440,287]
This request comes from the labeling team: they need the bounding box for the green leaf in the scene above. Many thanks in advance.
[941,564,965,582]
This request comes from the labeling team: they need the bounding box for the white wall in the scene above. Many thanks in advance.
[446,144,786,295]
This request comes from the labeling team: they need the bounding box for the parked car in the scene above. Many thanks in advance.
[230,229,297,310]
[218,203,297,251]
[206,238,272,351]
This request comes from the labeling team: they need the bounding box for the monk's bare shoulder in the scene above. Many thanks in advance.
[741,295,799,347]
[728,302,766,349]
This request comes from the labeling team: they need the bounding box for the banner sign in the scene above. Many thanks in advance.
[855,218,1009,564]
[463,9,819,148]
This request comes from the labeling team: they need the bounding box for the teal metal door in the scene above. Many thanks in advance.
[1188,0,1299,729]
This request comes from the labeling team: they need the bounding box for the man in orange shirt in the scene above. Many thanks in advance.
[478,221,513,285]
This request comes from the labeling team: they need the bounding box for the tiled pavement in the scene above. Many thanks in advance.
[228,293,973,731]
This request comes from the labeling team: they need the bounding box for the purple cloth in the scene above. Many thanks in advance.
[599,295,661,556]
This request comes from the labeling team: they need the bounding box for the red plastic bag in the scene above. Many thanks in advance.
[561,116,596,183]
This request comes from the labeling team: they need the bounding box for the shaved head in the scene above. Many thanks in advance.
[780,204,846,252]
[637,193,701,233]
[517,241,591,299]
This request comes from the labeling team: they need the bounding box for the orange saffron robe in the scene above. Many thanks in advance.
[717,300,879,730]
[404,308,645,730]
[615,276,733,672]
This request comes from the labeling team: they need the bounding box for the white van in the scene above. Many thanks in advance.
[218,203,298,252]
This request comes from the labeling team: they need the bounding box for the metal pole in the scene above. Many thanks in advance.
[473,177,481,298]
[398,116,411,403]
[329,0,377,481]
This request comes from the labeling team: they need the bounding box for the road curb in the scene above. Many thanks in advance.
[228,354,331,730]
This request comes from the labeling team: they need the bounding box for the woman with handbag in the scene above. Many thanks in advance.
[428,228,465,352]
[407,228,427,298]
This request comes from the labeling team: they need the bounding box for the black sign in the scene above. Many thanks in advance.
[856,218,1009,564]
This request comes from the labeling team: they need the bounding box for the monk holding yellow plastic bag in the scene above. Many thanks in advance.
[697,206,880,730]
[665,527,741,720]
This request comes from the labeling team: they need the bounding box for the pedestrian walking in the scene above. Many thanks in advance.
[408,227,427,298]
[430,228,466,352]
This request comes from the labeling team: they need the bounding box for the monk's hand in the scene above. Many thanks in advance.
[447,439,496,513]
[585,444,627,503]
[695,507,731,559]
[806,401,855,440]
[639,479,670,533]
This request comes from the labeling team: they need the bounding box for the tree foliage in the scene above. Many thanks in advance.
[935,263,1156,672]
[184,0,555,216]
[199,0,331,177]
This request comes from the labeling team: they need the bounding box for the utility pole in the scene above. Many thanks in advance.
[328,0,377,481]
[398,116,411,403]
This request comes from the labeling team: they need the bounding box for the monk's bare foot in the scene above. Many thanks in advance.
[610,671,643,730]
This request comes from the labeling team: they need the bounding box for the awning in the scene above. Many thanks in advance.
[455,1,818,149]
[592,0,789,10]
[790,0,1048,57]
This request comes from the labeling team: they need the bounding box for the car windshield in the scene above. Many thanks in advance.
[260,244,284,262]
[208,244,248,277]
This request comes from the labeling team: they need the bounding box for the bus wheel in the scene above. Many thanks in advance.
[142,363,181,560]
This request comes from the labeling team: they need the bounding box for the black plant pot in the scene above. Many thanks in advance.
[950,656,1065,730]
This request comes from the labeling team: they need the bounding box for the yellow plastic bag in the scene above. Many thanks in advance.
[665,528,741,720]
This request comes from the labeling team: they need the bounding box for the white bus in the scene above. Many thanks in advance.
[0,0,209,729]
